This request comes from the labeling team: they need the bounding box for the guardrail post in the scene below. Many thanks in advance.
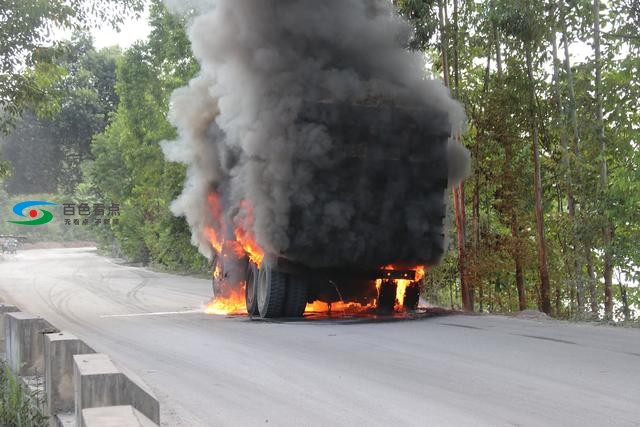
[44,331,95,417]
[5,312,55,376]
[81,405,157,427]
[73,354,160,427]
[0,304,19,351]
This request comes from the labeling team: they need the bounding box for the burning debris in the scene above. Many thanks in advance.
[162,0,470,318]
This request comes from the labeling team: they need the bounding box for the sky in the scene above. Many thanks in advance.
[55,7,152,49]
[83,5,594,66]
[92,9,153,49]
[50,4,151,50]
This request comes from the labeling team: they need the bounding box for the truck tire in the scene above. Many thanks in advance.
[211,254,222,296]
[245,262,259,316]
[283,276,308,318]
[377,280,397,314]
[403,282,420,311]
[257,262,287,318]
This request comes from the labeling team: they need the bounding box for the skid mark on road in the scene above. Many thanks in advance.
[513,334,577,345]
[438,322,485,330]
[126,278,150,306]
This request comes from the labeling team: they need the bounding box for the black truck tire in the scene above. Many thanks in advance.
[283,276,308,318]
[211,254,222,296]
[245,262,260,316]
[377,280,397,314]
[403,282,420,311]
[257,262,287,318]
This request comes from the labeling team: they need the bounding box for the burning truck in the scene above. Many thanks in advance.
[162,0,470,318]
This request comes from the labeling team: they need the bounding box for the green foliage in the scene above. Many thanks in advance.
[0,362,47,427]
[84,1,207,272]
[403,0,640,321]
[395,0,439,50]
[1,36,119,195]
[0,0,144,133]
[492,0,547,44]
[0,0,636,319]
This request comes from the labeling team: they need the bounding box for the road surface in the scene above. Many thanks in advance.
[0,248,638,426]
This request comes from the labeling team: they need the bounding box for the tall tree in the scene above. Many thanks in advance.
[496,0,552,313]
[0,0,143,133]
[497,28,528,312]
[593,0,614,318]
[86,0,205,271]
[438,0,472,311]
[550,1,585,314]
[1,36,120,195]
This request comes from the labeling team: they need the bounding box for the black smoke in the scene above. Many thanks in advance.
[162,0,470,269]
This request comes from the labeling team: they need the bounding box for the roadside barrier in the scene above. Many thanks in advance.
[0,307,160,427]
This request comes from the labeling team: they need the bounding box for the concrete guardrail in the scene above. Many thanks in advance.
[0,306,160,427]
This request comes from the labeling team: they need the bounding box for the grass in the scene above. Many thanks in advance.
[0,362,47,427]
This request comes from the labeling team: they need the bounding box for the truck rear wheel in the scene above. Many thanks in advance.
[283,276,308,317]
[403,282,420,311]
[377,280,397,314]
[257,262,287,318]
[245,262,259,316]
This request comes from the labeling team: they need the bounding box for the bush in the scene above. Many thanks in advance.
[0,362,47,427]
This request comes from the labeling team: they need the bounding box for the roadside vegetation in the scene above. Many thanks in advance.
[0,362,47,427]
[0,0,638,320]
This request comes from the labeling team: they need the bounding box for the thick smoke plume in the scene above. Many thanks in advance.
[162,0,470,269]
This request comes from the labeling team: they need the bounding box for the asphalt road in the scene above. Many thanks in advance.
[0,248,638,427]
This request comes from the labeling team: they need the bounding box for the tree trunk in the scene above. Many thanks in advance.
[438,0,450,88]
[513,213,526,311]
[551,5,584,314]
[593,0,614,319]
[453,0,472,310]
[496,25,526,311]
[525,42,552,315]
[562,13,601,316]
[453,0,460,99]
[586,247,599,314]
[438,0,471,311]
[453,185,471,310]
[449,279,454,309]
[620,283,630,322]
[561,8,582,159]
[472,42,492,314]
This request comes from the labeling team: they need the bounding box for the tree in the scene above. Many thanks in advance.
[495,0,552,314]
[592,0,615,319]
[1,35,120,195]
[85,0,205,271]
[0,0,143,134]
[550,1,586,315]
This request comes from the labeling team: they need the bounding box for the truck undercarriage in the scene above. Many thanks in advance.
[209,101,450,318]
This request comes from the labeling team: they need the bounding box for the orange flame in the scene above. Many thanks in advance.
[205,286,248,315]
[205,189,427,317]
[305,300,374,314]
[204,193,265,316]
[205,227,223,253]
[205,193,265,265]
[205,193,225,252]
[305,265,426,315]
[233,200,264,266]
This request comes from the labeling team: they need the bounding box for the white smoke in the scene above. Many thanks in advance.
[162,0,214,18]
